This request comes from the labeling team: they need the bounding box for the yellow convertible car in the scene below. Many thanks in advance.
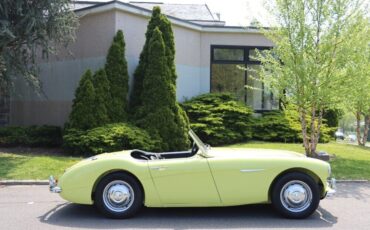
[49,130,336,219]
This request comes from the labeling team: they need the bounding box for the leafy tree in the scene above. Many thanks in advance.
[0,0,78,91]
[67,70,98,130]
[342,15,370,146]
[105,30,129,121]
[137,27,189,151]
[130,7,176,110]
[254,0,363,156]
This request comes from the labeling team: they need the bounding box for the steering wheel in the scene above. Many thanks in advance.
[191,142,199,155]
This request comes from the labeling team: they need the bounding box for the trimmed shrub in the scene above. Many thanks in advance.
[62,123,157,155]
[105,30,129,121]
[0,125,62,147]
[136,27,189,151]
[92,69,110,126]
[67,69,99,130]
[252,111,301,142]
[252,108,334,143]
[182,93,254,146]
[130,7,177,110]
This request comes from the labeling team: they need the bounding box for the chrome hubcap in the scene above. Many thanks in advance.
[103,180,134,213]
[280,180,312,213]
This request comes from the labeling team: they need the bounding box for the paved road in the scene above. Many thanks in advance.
[0,183,369,230]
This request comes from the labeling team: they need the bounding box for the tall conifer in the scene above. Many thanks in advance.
[138,28,189,151]
[105,30,129,121]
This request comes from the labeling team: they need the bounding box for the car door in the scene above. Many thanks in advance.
[148,154,221,206]
[207,157,274,205]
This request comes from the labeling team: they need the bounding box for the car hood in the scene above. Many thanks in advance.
[207,147,306,159]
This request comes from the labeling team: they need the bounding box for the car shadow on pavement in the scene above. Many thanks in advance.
[39,203,337,229]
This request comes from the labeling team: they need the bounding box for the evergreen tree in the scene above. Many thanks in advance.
[67,70,98,130]
[138,28,189,151]
[92,69,110,126]
[105,30,129,121]
[130,7,177,110]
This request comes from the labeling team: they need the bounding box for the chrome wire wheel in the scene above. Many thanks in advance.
[280,180,313,213]
[102,180,135,213]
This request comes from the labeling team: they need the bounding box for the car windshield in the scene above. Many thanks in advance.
[188,129,209,157]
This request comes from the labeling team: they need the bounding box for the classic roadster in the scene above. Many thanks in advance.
[49,130,336,219]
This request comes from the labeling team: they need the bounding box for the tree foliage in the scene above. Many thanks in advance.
[136,27,189,151]
[0,0,78,91]
[129,7,176,110]
[92,69,110,126]
[67,69,112,130]
[341,15,370,145]
[105,30,129,122]
[67,70,98,130]
[255,0,363,156]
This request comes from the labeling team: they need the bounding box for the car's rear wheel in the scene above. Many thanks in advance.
[271,172,320,219]
[94,172,143,219]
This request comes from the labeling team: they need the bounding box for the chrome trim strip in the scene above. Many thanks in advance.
[150,166,168,171]
[240,169,265,173]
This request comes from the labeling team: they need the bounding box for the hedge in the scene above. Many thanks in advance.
[63,123,158,155]
[0,125,62,147]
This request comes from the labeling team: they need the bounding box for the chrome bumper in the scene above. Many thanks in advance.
[326,178,336,197]
[49,175,62,193]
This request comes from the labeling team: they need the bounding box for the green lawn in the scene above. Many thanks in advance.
[0,142,369,180]
[229,142,370,180]
[0,152,81,180]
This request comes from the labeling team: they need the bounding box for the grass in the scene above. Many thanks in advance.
[0,142,369,180]
[0,151,81,180]
[228,141,370,180]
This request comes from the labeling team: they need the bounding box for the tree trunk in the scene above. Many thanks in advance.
[362,114,369,146]
[310,105,317,156]
[356,111,363,146]
[299,107,311,156]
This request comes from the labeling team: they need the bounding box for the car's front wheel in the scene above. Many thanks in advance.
[271,172,320,219]
[94,172,143,219]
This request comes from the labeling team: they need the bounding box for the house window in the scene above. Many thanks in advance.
[210,45,279,112]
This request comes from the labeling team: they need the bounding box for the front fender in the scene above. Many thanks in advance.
[58,156,160,206]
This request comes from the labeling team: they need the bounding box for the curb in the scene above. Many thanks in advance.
[0,179,368,186]
[0,180,48,185]
[336,180,368,183]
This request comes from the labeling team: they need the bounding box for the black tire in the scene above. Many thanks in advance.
[271,172,320,219]
[94,172,143,219]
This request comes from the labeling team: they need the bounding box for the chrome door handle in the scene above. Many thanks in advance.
[150,166,168,171]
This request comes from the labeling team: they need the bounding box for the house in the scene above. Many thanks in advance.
[5,0,276,126]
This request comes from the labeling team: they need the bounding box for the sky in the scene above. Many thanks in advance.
[124,0,271,26]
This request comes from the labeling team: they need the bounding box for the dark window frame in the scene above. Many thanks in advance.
[210,45,276,113]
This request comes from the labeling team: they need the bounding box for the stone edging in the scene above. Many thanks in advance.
[0,179,368,186]
[0,180,49,185]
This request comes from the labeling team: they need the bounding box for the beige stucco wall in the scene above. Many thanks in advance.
[10,11,116,126]
[9,8,273,126]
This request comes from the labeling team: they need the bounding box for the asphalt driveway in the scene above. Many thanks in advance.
[0,183,369,230]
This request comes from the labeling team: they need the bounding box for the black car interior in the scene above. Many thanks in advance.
[131,142,199,160]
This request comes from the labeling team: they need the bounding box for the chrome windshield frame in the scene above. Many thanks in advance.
[188,129,211,158]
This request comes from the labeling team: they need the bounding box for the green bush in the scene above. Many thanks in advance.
[63,123,157,155]
[252,108,334,143]
[252,111,301,142]
[0,125,62,147]
[182,93,254,146]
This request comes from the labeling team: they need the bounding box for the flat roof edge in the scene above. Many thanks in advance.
[74,1,264,34]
